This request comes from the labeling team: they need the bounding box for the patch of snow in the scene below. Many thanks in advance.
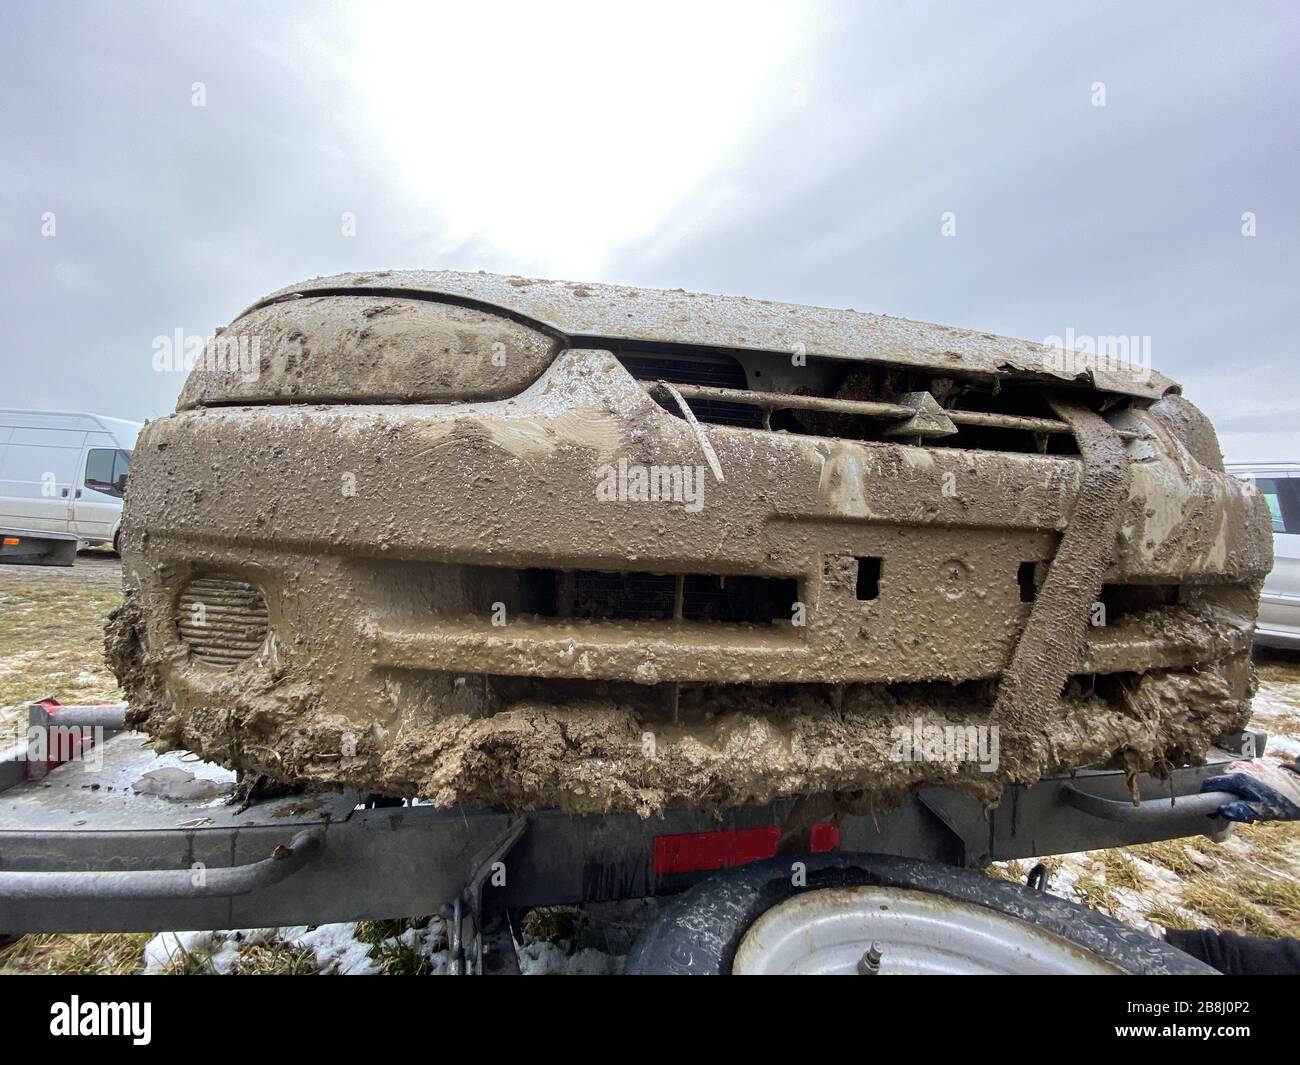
[279,923,381,975]
[391,919,452,974]
[1263,734,1300,758]
[142,928,277,974]
[1120,852,1198,907]
[1105,887,1167,935]
[517,939,622,975]
[207,940,243,974]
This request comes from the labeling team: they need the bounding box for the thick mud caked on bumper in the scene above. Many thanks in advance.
[110,274,1273,816]
[115,590,1254,816]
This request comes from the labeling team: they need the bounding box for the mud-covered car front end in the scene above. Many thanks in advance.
[110,272,1273,815]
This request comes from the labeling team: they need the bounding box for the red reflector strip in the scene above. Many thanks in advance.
[809,822,841,853]
[653,822,840,875]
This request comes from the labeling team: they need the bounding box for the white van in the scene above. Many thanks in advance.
[0,409,142,565]
[1228,462,1300,649]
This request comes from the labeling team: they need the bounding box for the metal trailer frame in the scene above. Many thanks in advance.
[0,701,1262,973]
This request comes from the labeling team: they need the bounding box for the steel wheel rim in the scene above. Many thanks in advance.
[731,886,1124,974]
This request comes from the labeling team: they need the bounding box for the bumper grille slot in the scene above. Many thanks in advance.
[572,571,677,620]
[1097,583,1180,624]
[619,350,763,428]
[614,347,1137,454]
[519,568,799,624]
[177,577,269,665]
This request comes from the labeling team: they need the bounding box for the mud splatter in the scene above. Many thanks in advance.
[109,277,1273,816]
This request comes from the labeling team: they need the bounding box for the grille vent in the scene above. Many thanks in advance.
[177,577,269,666]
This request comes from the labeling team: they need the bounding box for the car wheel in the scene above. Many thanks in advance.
[624,852,1214,975]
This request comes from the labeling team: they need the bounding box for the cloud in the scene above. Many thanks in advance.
[337,0,823,277]
[0,0,1295,447]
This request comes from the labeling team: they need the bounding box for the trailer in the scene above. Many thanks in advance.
[0,700,1261,974]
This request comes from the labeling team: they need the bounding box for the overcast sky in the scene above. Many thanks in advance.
[2,1,1296,460]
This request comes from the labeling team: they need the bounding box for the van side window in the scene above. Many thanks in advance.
[86,448,128,498]
[113,449,131,490]
[1255,477,1300,534]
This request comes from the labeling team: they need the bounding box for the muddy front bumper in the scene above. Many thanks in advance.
[124,349,1268,681]
[115,348,1271,810]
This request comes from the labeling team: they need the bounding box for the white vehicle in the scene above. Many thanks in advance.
[1229,462,1300,649]
[0,409,142,566]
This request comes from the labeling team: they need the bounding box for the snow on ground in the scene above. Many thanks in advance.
[137,917,622,976]
[143,929,255,974]
[133,899,660,975]
[517,941,623,975]
[1246,676,1300,758]
[990,659,1300,941]
[277,924,386,975]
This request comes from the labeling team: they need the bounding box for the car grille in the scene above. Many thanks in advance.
[614,347,1138,455]
[177,577,269,666]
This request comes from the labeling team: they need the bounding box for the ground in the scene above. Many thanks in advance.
[2,555,1299,974]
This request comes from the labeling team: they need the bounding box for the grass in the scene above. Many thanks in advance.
[0,579,122,730]
[983,828,1300,946]
[1230,875,1300,926]
[164,940,222,975]
[986,859,1030,884]
[357,917,442,975]
[521,907,580,945]
[229,944,318,975]
[355,919,410,944]
[1143,904,1200,931]
[1255,650,1300,687]
[371,937,431,975]
[1098,850,1147,891]
[1236,819,1300,864]
[1181,881,1280,937]
[0,933,150,975]
[1131,839,1207,878]
[1072,875,1114,913]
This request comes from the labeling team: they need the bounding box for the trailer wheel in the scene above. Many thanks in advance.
[625,852,1214,975]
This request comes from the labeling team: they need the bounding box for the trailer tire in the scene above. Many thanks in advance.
[624,852,1214,975]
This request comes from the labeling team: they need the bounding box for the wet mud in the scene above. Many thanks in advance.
[108,274,1274,816]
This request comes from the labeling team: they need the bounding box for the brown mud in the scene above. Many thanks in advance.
[108,274,1274,817]
[991,399,1130,777]
[108,589,1253,815]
